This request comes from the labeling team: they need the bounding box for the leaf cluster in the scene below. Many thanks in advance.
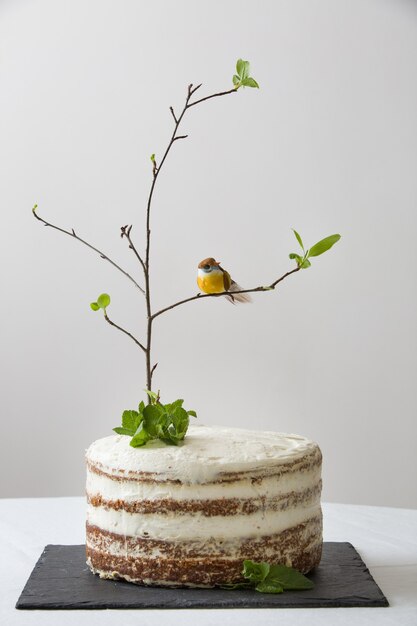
[90,293,111,311]
[222,559,314,594]
[113,390,197,447]
[289,230,341,269]
[233,59,259,89]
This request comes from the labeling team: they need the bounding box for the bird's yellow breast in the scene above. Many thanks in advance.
[197,271,225,294]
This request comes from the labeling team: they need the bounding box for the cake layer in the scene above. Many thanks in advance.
[86,488,321,540]
[86,426,321,484]
[86,514,323,586]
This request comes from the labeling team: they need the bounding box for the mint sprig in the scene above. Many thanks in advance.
[233,59,259,89]
[289,230,341,269]
[221,559,314,594]
[113,390,197,447]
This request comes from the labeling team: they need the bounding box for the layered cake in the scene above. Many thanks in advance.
[86,425,322,587]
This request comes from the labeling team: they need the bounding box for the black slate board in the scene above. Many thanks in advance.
[16,542,388,610]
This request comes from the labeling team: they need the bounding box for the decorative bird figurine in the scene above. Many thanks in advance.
[197,257,252,303]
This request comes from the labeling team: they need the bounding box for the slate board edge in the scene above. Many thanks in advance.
[15,542,389,611]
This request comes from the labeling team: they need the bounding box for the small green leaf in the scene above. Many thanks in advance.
[242,560,270,583]
[113,426,135,436]
[150,153,155,162]
[143,404,165,438]
[138,400,145,414]
[292,229,305,252]
[122,409,141,432]
[97,293,111,309]
[241,77,259,88]
[289,253,303,266]
[300,259,311,269]
[144,389,159,403]
[90,302,100,311]
[232,74,241,87]
[267,564,314,590]
[32,203,38,213]
[130,422,150,447]
[187,410,197,418]
[255,581,284,594]
[236,59,245,78]
[308,234,341,258]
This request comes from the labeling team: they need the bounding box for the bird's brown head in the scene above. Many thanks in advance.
[198,257,221,271]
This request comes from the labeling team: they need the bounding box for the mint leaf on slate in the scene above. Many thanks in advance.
[255,580,284,594]
[267,564,314,590]
[238,559,314,594]
[242,560,270,583]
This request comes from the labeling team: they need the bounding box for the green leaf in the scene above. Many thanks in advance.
[292,229,305,252]
[161,406,190,445]
[97,293,111,309]
[241,77,259,88]
[90,302,100,311]
[113,394,196,447]
[143,404,165,438]
[255,581,284,594]
[267,565,314,590]
[122,409,141,432]
[289,252,303,266]
[219,582,252,590]
[242,560,270,583]
[232,74,241,87]
[150,153,155,162]
[113,426,135,436]
[236,59,245,78]
[32,203,38,213]
[130,422,150,447]
[300,258,311,269]
[144,389,159,403]
[307,234,341,258]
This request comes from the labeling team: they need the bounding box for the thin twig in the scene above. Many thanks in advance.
[187,87,238,109]
[103,312,146,352]
[151,267,301,321]
[120,224,147,275]
[169,107,178,124]
[32,207,145,294]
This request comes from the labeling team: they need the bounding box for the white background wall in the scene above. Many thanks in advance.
[1,0,416,508]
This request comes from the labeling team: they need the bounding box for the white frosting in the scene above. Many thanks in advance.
[86,464,321,502]
[86,499,321,541]
[86,424,319,484]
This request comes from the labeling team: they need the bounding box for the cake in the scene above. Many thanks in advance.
[86,424,322,587]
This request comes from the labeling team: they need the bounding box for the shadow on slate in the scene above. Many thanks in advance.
[16,542,388,610]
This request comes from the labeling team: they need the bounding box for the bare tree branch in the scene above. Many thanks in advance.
[32,207,145,294]
[103,312,146,352]
[151,267,301,321]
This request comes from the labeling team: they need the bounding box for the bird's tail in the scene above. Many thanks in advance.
[225,282,252,304]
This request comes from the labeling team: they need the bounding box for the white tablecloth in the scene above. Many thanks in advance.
[1,498,416,625]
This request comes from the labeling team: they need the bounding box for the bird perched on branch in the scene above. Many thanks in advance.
[197,257,252,304]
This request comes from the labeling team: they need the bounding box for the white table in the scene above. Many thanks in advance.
[1,498,416,625]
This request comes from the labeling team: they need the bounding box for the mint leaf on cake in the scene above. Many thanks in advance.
[113,390,197,447]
